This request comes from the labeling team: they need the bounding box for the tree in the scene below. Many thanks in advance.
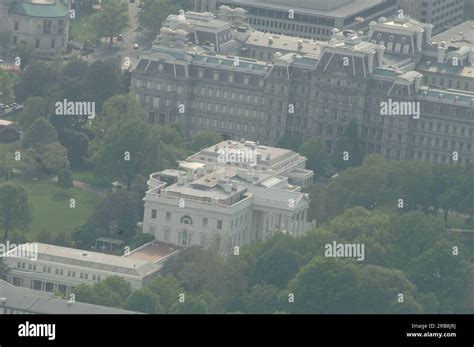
[58,130,89,168]
[0,258,8,281]
[249,247,299,289]
[125,289,162,313]
[391,211,443,266]
[146,275,184,313]
[73,276,132,308]
[169,295,208,314]
[38,142,70,174]
[242,284,280,314]
[298,138,329,178]
[276,133,303,151]
[188,130,223,152]
[285,257,359,314]
[398,161,433,210]
[0,71,16,104]
[83,61,123,111]
[409,237,472,313]
[18,96,51,129]
[12,42,34,69]
[88,190,140,241]
[5,148,40,178]
[332,120,364,170]
[91,0,129,49]
[92,118,162,190]
[138,0,180,43]
[356,265,422,313]
[94,94,145,137]
[57,168,74,189]
[0,182,32,240]
[22,118,58,149]
[13,63,59,102]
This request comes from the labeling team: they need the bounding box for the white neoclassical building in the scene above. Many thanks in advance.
[142,140,314,252]
[2,242,177,295]
[0,0,71,56]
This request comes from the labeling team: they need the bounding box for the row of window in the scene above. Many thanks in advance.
[16,262,101,282]
[13,19,65,35]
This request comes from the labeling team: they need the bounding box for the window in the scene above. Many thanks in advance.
[180,216,193,225]
[151,209,157,219]
[202,217,208,227]
[84,273,88,280]
[80,273,84,279]
[43,20,52,34]
[165,211,171,222]
[14,22,19,31]
[35,39,40,48]
[217,220,223,230]
[51,39,55,48]
[181,230,188,246]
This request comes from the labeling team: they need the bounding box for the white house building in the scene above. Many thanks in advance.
[142,140,314,251]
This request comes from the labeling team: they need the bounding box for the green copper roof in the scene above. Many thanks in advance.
[9,0,69,19]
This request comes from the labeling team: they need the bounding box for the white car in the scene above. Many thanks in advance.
[133,43,139,49]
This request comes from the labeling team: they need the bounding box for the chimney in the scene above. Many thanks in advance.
[376,45,385,66]
[425,24,433,45]
[437,44,447,64]
[414,74,422,92]
[367,51,375,73]
[415,29,423,51]
[369,21,377,35]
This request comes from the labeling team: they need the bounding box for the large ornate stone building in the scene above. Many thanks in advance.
[142,140,314,250]
[131,10,474,165]
[0,0,71,57]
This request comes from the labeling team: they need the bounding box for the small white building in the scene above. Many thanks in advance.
[2,241,177,294]
[142,140,314,252]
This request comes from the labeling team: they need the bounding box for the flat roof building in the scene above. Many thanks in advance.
[0,280,139,314]
[2,242,177,295]
[212,0,398,40]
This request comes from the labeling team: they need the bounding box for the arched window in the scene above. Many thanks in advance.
[180,216,193,225]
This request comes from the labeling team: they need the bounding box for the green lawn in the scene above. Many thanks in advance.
[69,13,98,44]
[0,140,19,162]
[72,169,110,188]
[16,178,99,240]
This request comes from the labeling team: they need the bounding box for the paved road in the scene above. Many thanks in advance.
[83,0,143,69]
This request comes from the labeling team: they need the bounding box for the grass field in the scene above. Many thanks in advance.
[71,169,110,188]
[15,178,99,240]
[69,13,98,44]
[0,140,19,162]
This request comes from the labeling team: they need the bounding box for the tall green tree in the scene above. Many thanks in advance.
[92,118,162,189]
[332,120,364,170]
[285,257,359,314]
[298,138,329,178]
[0,182,32,240]
[138,0,180,43]
[21,118,58,148]
[91,0,129,48]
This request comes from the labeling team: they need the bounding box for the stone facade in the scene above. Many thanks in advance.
[0,0,70,57]
[142,140,314,251]
[131,12,474,166]
[397,0,465,35]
